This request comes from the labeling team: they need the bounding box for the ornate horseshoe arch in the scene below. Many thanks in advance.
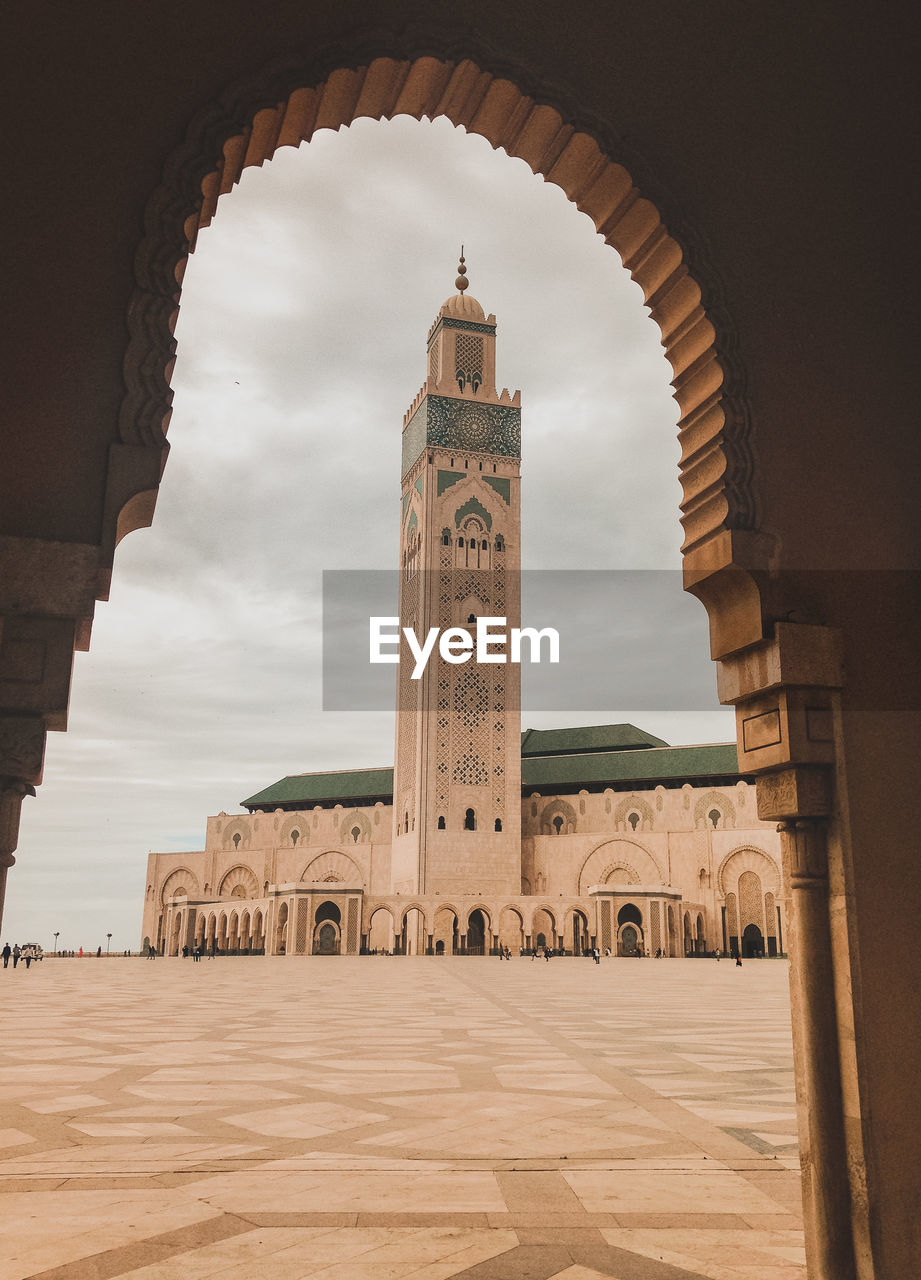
[112,44,771,657]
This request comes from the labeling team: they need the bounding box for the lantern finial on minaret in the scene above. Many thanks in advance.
[455,247,468,293]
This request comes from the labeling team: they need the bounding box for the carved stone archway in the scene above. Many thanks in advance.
[116,52,766,669]
[88,45,855,1280]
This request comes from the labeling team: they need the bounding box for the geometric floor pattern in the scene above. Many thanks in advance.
[0,956,804,1278]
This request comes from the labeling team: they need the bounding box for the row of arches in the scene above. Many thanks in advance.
[165,906,268,956]
[365,902,590,956]
[218,808,378,852]
[158,894,769,959]
[527,789,739,836]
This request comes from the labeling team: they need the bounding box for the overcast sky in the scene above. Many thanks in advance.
[6,117,734,951]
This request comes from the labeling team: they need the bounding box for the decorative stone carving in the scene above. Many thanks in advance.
[0,715,46,784]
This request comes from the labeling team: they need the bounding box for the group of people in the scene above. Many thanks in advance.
[1,943,42,969]
[177,942,217,960]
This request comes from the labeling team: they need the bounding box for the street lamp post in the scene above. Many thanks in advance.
[106,933,111,955]
[53,931,59,955]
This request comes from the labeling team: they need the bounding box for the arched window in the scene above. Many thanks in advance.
[441,528,451,545]
[232,833,241,849]
[404,812,409,834]
[708,808,721,828]
[464,808,476,831]
[351,826,361,843]
[290,829,300,845]
[467,613,476,624]
[552,815,564,835]
[494,818,502,832]
[481,539,488,550]
[437,815,446,830]
[628,812,640,831]
[458,537,464,547]
[495,534,505,551]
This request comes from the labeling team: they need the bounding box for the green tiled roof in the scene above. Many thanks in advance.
[242,767,394,810]
[520,743,741,790]
[241,732,742,812]
[520,723,669,756]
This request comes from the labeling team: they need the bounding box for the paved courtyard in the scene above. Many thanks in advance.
[0,956,803,1279]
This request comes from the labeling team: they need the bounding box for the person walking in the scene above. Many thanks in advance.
[12,944,21,968]
[1,943,10,969]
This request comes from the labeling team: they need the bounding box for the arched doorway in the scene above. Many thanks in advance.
[742,923,764,958]
[568,909,589,955]
[275,902,288,955]
[368,906,394,954]
[313,901,341,954]
[620,924,640,956]
[531,908,556,953]
[433,907,458,956]
[400,906,426,955]
[498,906,524,955]
[617,903,643,956]
[315,922,338,954]
[466,909,488,956]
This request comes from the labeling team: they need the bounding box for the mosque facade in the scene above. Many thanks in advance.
[142,267,785,960]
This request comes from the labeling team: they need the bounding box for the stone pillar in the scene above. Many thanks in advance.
[717,623,860,1279]
[777,813,854,1279]
[0,781,33,932]
[0,716,45,933]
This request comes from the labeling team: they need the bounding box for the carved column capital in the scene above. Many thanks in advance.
[756,764,833,821]
[0,714,46,786]
[0,776,35,854]
[778,817,830,890]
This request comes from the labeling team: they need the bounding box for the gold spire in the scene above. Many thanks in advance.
[455,246,468,293]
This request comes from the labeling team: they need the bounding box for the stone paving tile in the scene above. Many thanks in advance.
[600,1226,806,1278]
[0,957,804,1278]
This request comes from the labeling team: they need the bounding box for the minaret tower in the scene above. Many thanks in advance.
[392,255,522,897]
